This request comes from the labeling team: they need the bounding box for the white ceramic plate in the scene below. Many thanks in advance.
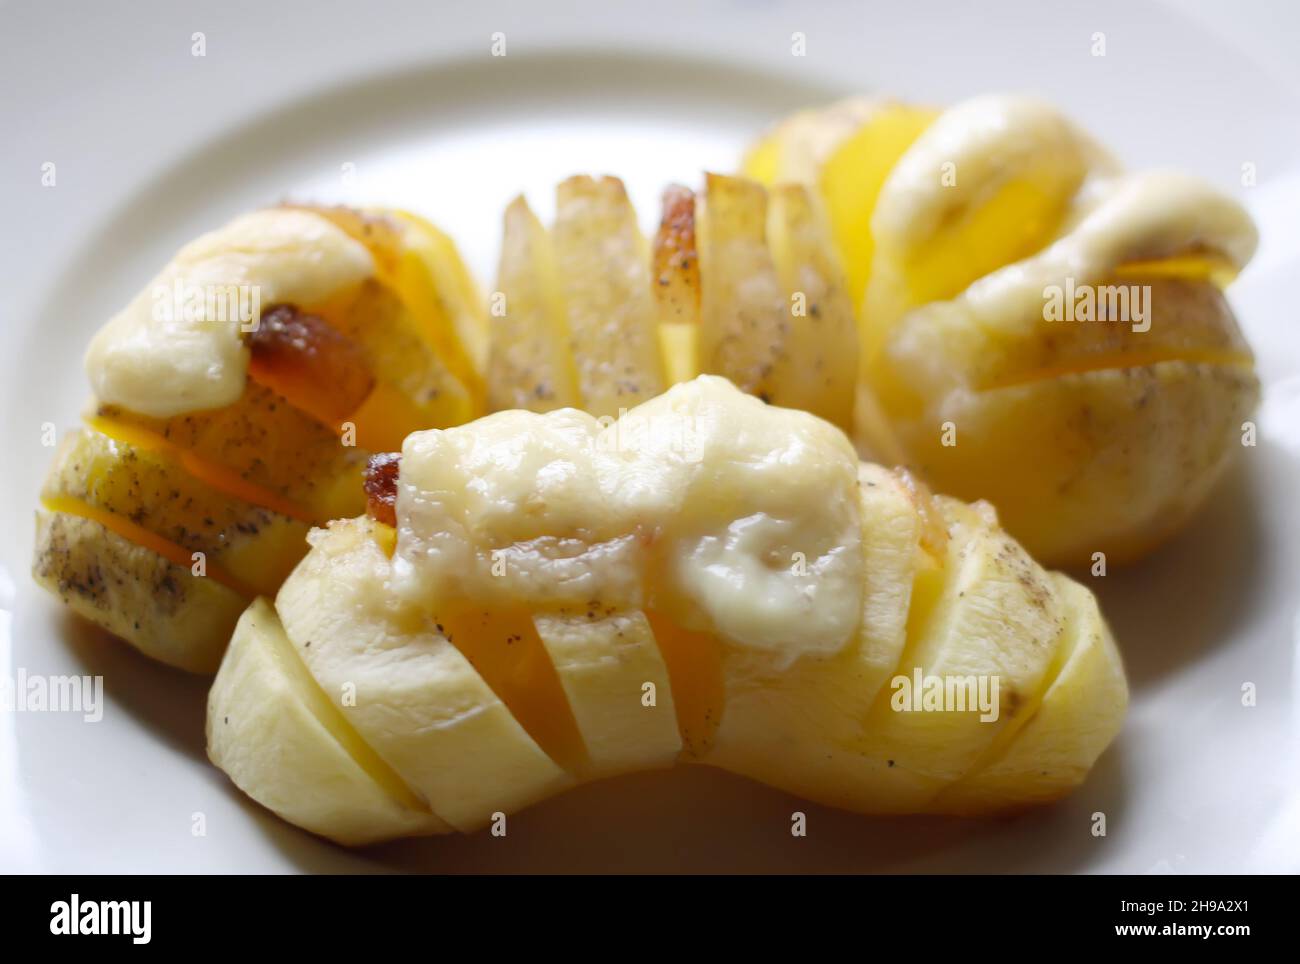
[2,0,1298,873]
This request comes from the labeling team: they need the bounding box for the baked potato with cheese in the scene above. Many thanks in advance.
[744,95,1260,565]
[208,377,1127,844]
[34,206,487,671]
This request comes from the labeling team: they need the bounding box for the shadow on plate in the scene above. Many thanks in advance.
[235,739,1132,874]
[59,611,209,762]
[1087,453,1268,689]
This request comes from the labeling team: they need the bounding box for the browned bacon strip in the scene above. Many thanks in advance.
[248,303,376,427]
[364,452,401,527]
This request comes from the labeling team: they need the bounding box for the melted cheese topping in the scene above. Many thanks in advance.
[85,209,375,418]
[943,169,1260,338]
[391,376,864,660]
[867,94,1258,329]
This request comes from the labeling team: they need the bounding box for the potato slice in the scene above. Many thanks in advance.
[810,102,935,313]
[93,381,366,524]
[430,603,590,776]
[865,95,1100,343]
[875,276,1254,410]
[488,196,582,412]
[652,184,702,384]
[42,428,308,597]
[696,173,787,403]
[743,99,935,315]
[533,610,681,777]
[652,185,702,328]
[393,210,490,376]
[934,574,1127,812]
[842,496,1071,812]
[700,464,922,810]
[302,205,483,416]
[875,270,1259,565]
[743,96,887,188]
[552,175,667,417]
[277,519,572,831]
[323,277,477,435]
[764,183,858,429]
[208,598,445,844]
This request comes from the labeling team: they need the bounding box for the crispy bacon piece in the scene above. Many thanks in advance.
[364,452,401,527]
[247,304,376,427]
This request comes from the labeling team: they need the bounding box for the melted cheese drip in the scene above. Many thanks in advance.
[85,209,375,418]
[929,169,1260,344]
[391,376,865,665]
[866,95,1258,346]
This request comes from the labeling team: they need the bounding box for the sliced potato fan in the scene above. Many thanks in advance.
[488,196,583,412]
[745,93,1260,565]
[207,378,1127,843]
[551,175,667,416]
[273,519,572,832]
[35,206,486,671]
[490,173,858,430]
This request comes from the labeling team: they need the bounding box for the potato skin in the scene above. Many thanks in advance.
[881,362,1258,566]
[869,276,1260,566]
[33,509,243,673]
[43,427,311,594]
[31,413,333,672]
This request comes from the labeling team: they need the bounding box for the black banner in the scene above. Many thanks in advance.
[3,875,1281,948]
